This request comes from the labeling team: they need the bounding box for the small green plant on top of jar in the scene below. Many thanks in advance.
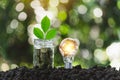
[33,16,57,68]
[33,16,57,40]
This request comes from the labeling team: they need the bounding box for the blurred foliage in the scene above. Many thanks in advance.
[0,0,120,69]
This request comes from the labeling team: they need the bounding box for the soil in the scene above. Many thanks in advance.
[0,65,120,80]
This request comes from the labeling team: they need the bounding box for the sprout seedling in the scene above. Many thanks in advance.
[33,16,57,40]
[33,16,56,68]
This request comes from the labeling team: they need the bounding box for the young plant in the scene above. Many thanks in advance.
[33,16,56,68]
[33,16,57,40]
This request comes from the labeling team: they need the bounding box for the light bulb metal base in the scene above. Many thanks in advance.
[63,56,74,69]
[65,62,72,69]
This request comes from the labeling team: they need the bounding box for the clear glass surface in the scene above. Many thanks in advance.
[33,39,54,68]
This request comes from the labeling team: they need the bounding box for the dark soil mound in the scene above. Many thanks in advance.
[0,65,120,80]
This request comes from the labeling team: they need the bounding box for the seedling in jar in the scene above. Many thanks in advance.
[33,16,56,68]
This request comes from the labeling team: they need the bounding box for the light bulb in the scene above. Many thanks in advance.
[59,38,80,69]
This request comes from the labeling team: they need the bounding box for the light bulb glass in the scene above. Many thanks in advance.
[59,38,79,69]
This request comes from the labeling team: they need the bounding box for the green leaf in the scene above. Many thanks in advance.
[46,29,57,40]
[41,16,50,33]
[33,27,44,39]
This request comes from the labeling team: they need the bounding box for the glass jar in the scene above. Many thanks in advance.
[33,39,54,68]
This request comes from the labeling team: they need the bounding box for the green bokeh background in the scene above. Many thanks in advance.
[0,0,120,69]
